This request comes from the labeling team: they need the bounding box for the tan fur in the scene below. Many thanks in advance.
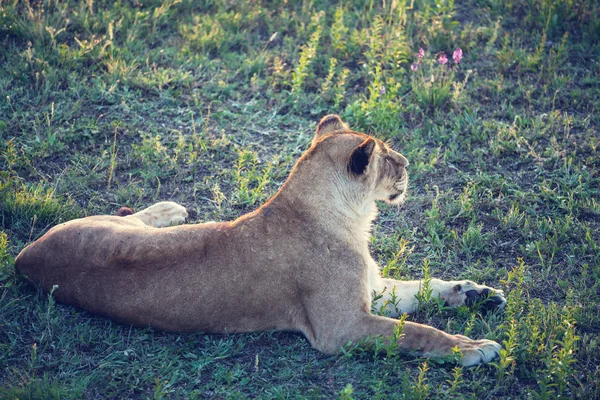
[15,115,505,366]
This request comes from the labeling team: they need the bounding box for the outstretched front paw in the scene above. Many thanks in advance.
[443,280,506,311]
[453,334,502,367]
[464,287,506,310]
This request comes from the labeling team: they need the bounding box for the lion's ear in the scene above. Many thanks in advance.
[314,115,348,140]
[348,138,375,175]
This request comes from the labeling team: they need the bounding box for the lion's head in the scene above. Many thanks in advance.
[293,115,409,216]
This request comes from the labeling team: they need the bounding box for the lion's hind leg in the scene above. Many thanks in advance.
[126,201,188,228]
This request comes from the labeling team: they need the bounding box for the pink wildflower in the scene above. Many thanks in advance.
[453,47,463,64]
[437,53,448,65]
[418,48,425,61]
[410,63,419,71]
[379,86,386,95]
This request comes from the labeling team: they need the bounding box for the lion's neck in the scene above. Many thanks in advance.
[268,173,378,245]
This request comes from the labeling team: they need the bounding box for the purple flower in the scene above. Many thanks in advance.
[410,63,419,71]
[418,48,425,61]
[379,86,386,94]
[453,47,463,64]
[437,53,448,65]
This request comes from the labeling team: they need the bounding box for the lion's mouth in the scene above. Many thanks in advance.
[388,176,408,203]
[387,190,407,204]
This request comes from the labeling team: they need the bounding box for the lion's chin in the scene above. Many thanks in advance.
[385,191,407,206]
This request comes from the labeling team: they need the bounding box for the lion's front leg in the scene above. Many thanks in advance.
[312,314,501,367]
[372,278,506,317]
[306,277,502,366]
[126,201,188,228]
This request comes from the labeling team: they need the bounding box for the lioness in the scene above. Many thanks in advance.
[16,115,506,366]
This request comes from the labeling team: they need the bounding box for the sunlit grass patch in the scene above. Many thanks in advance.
[0,175,82,240]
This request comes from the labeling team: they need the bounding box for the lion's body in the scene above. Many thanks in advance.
[16,206,364,339]
[15,115,506,366]
[16,215,293,333]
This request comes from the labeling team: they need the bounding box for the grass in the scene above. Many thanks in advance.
[1,0,599,398]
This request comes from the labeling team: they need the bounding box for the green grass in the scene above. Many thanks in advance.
[1,0,599,397]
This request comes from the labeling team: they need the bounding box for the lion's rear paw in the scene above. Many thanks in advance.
[131,201,188,228]
[455,335,502,367]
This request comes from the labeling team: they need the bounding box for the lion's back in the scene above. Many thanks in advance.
[15,216,209,294]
